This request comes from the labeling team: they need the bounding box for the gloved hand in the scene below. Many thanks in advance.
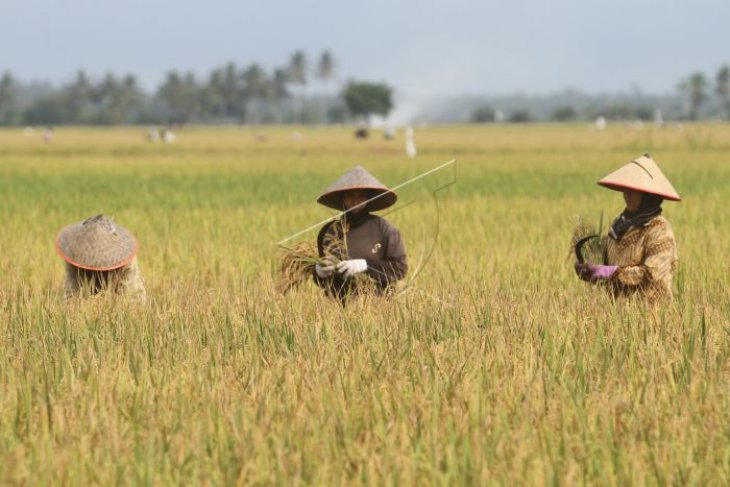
[315,258,335,279]
[574,262,592,281]
[336,259,368,279]
[588,264,618,282]
[575,262,617,283]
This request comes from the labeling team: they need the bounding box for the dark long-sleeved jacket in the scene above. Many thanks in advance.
[314,213,407,301]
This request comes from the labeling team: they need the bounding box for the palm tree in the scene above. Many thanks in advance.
[287,50,307,86]
[0,71,18,124]
[242,63,267,123]
[716,65,730,119]
[317,51,336,123]
[317,51,335,84]
[679,72,707,120]
[287,51,308,123]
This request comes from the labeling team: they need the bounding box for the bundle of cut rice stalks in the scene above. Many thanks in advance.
[276,242,322,294]
[571,215,608,265]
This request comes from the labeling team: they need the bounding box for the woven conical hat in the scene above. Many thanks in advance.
[597,154,681,201]
[55,215,138,271]
[317,165,397,211]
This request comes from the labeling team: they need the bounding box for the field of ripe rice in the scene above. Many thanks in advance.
[0,124,729,485]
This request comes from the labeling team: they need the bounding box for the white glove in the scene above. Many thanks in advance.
[315,259,335,279]
[336,259,368,279]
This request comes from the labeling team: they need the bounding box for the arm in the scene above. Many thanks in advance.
[366,224,408,286]
[313,222,339,288]
[118,257,147,303]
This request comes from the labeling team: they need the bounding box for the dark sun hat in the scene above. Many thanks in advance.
[55,214,138,271]
[317,165,397,211]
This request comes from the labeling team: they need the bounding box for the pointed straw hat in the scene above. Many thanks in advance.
[55,214,139,271]
[317,165,398,211]
[597,154,681,201]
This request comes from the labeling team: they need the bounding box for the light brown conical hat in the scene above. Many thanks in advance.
[597,154,681,201]
[317,165,397,211]
[55,215,138,271]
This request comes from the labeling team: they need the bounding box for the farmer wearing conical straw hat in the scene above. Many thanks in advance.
[55,214,146,301]
[314,166,408,302]
[574,154,680,302]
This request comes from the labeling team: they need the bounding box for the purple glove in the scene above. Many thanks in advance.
[575,263,618,283]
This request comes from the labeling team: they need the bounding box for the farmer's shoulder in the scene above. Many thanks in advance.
[368,214,400,234]
[646,215,673,233]
[645,215,675,241]
[370,215,400,241]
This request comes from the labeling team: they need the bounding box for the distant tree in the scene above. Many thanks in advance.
[634,105,654,121]
[242,63,268,123]
[65,70,95,122]
[604,104,633,120]
[157,71,200,123]
[679,72,708,120]
[317,51,335,84]
[287,50,308,86]
[90,73,144,124]
[471,106,495,123]
[716,65,730,119]
[316,51,337,123]
[0,71,19,124]
[270,68,290,99]
[552,105,576,121]
[342,81,393,122]
[508,110,532,123]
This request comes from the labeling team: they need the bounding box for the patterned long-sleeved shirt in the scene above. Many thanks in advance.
[65,256,147,302]
[605,216,677,303]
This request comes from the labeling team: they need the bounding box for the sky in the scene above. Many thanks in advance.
[2,0,729,96]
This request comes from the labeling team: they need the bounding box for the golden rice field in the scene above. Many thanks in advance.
[0,123,729,485]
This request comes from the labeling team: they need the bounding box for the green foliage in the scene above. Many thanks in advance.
[342,81,393,120]
[551,105,576,121]
[508,109,532,123]
[470,105,496,123]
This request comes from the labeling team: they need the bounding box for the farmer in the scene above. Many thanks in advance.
[313,165,408,302]
[55,214,146,301]
[575,154,680,303]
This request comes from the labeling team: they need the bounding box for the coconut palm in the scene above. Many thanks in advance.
[679,72,708,120]
[716,65,730,119]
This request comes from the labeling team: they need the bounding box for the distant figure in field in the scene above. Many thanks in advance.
[55,214,146,301]
[405,126,417,158]
[594,116,607,130]
[383,127,396,140]
[42,126,54,143]
[354,126,369,139]
[161,127,176,143]
[313,166,408,303]
[146,128,160,142]
[574,154,680,303]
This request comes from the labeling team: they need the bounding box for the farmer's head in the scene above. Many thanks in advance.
[342,189,370,213]
[623,189,664,213]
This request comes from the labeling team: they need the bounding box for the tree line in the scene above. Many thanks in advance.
[468,64,730,124]
[0,50,394,126]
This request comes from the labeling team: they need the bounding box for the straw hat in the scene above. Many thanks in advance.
[317,165,397,211]
[55,215,138,271]
[597,154,681,201]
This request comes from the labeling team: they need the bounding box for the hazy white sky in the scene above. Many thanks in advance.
[2,0,729,95]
